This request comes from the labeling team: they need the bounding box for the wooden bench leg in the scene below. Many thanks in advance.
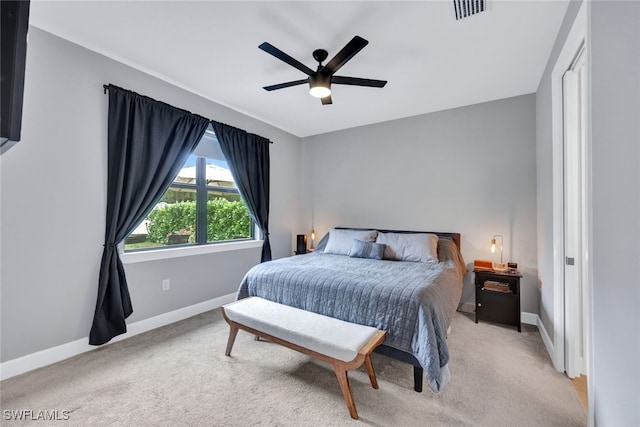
[364,354,379,389]
[332,362,358,420]
[225,323,239,357]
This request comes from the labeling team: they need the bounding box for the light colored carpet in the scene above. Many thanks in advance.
[1,310,586,426]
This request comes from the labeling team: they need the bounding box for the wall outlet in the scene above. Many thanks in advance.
[162,279,170,291]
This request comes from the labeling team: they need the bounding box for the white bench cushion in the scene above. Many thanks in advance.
[224,297,380,362]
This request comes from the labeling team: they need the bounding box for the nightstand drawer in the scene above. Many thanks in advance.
[476,290,519,327]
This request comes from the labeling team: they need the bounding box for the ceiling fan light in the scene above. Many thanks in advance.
[309,73,331,98]
[309,85,331,98]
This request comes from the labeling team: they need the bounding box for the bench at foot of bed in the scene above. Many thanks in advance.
[221,297,387,420]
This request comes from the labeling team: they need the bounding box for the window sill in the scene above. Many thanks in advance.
[121,240,263,264]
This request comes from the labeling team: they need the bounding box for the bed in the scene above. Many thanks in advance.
[236,227,467,393]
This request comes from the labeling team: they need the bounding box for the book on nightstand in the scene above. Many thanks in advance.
[482,281,513,293]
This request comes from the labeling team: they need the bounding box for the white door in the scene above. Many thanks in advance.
[563,47,588,378]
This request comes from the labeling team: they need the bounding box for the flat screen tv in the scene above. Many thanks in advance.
[1,0,30,154]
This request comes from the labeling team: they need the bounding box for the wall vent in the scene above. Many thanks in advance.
[453,0,486,20]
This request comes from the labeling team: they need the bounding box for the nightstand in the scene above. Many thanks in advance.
[293,249,313,255]
[474,269,522,332]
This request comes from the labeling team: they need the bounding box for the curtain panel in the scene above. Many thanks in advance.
[90,85,210,345]
[211,121,272,262]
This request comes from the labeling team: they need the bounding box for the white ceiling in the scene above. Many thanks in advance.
[29,0,569,137]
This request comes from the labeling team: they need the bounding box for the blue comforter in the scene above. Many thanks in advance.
[236,251,464,393]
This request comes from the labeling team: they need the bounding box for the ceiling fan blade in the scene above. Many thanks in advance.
[321,95,333,105]
[263,79,309,91]
[332,76,387,88]
[259,42,315,76]
[322,36,369,76]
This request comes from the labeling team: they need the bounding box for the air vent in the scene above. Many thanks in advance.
[453,0,486,20]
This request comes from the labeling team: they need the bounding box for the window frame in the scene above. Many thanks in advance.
[120,238,263,264]
[123,133,256,254]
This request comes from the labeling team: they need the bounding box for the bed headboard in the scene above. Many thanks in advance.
[334,227,461,250]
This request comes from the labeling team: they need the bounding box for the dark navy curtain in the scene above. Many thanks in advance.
[211,121,272,262]
[90,85,210,345]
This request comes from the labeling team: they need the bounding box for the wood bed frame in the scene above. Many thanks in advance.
[335,227,462,392]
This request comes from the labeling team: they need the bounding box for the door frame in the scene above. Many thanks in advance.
[551,0,584,374]
[562,48,587,378]
[550,1,593,424]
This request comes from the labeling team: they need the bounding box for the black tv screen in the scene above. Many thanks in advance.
[1,0,30,154]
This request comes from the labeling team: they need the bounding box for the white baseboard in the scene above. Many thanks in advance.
[522,311,555,362]
[521,311,537,325]
[0,292,236,381]
[459,302,475,313]
[2,299,559,382]
[536,316,555,363]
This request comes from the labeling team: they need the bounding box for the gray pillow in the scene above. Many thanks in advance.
[323,228,378,256]
[375,232,439,263]
[349,239,386,260]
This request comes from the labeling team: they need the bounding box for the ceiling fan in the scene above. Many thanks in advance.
[259,35,387,105]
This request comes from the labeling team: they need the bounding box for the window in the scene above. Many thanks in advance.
[124,127,253,251]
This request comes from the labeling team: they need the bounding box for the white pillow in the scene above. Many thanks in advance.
[375,232,439,263]
[323,228,378,256]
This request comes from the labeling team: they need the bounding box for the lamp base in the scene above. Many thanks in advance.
[493,262,509,272]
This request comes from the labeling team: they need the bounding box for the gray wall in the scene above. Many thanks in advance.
[536,0,640,424]
[590,1,640,425]
[300,95,538,312]
[535,0,583,341]
[0,28,302,362]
